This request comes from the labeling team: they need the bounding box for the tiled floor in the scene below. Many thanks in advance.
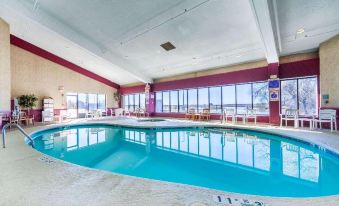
[1,117,338,206]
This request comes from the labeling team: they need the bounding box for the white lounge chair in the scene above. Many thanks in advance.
[313,109,337,132]
[280,109,298,128]
[245,109,257,124]
[222,108,236,124]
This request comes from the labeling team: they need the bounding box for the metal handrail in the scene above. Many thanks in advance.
[2,123,34,148]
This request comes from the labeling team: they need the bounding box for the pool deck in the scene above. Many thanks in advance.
[1,117,339,206]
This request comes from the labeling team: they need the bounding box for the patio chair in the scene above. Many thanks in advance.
[280,109,299,128]
[313,109,337,132]
[245,109,257,124]
[185,108,196,120]
[222,108,236,124]
[200,108,211,121]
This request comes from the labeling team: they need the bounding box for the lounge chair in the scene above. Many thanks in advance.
[313,109,337,132]
[185,108,196,120]
[280,109,298,128]
[222,108,236,124]
[200,108,211,121]
[245,109,257,124]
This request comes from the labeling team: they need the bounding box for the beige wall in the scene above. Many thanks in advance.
[11,45,118,109]
[319,34,339,107]
[0,18,11,111]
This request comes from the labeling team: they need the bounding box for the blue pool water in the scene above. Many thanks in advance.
[31,124,339,197]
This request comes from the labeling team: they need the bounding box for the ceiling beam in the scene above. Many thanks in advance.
[249,0,279,63]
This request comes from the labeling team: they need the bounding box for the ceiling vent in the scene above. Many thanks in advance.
[160,42,176,51]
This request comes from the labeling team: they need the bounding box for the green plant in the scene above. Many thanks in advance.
[18,94,38,110]
[113,91,121,102]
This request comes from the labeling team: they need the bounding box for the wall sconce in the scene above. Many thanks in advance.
[58,86,65,95]
[58,86,65,107]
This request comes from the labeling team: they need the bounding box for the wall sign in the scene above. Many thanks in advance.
[268,79,280,102]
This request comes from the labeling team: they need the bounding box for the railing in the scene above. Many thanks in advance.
[2,123,34,148]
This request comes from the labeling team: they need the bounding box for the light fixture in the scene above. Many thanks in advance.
[58,86,65,96]
[296,28,305,35]
[160,42,176,51]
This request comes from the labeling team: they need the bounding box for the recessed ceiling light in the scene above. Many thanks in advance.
[235,55,242,58]
[296,28,305,34]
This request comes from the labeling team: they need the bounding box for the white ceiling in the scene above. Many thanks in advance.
[0,0,338,85]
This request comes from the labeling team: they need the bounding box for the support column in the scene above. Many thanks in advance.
[0,18,11,126]
[268,63,280,125]
[145,84,155,115]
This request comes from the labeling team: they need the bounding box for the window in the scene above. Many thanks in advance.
[163,91,170,112]
[156,92,162,112]
[281,79,297,113]
[179,90,187,113]
[122,93,146,111]
[140,93,146,109]
[188,89,197,111]
[134,94,139,109]
[155,81,271,115]
[222,85,236,111]
[298,78,317,115]
[252,82,269,114]
[124,95,129,111]
[78,93,88,117]
[128,94,134,111]
[209,87,221,113]
[198,88,209,112]
[98,94,106,110]
[236,84,252,114]
[66,94,78,118]
[88,94,98,111]
[170,90,178,112]
[281,77,317,115]
[67,93,106,118]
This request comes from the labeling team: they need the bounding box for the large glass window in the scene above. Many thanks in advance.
[155,81,274,116]
[179,90,187,113]
[140,93,146,109]
[298,78,317,115]
[78,93,88,117]
[281,79,297,113]
[156,92,162,112]
[128,94,134,111]
[188,89,197,111]
[162,91,170,112]
[134,94,139,109]
[252,82,269,114]
[98,94,106,110]
[66,93,106,118]
[124,95,129,111]
[198,88,209,112]
[281,77,317,116]
[236,84,252,114]
[122,93,146,111]
[66,94,78,118]
[88,94,98,111]
[222,85,236,111]
[209,87,221,113]
[170,90,178,112]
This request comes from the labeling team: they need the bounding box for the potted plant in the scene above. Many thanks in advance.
[113,91,121,102]
[18,94,38,115]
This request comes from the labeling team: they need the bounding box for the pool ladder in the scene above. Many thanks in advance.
[1,123,34,148]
